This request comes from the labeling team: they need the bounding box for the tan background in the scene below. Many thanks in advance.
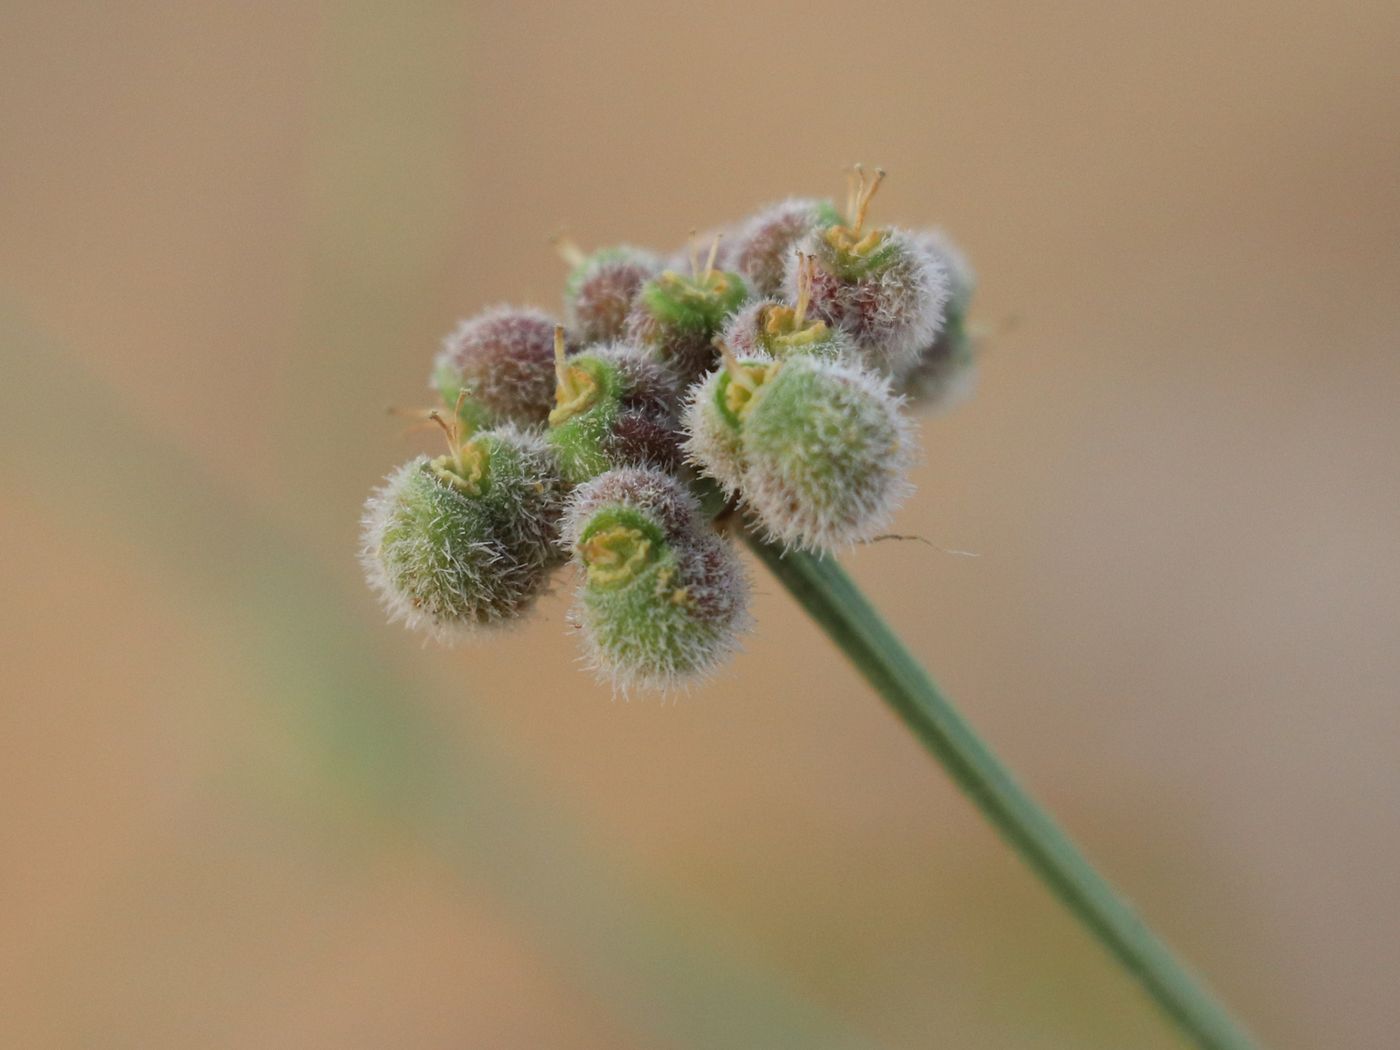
[3,3,1399,1047]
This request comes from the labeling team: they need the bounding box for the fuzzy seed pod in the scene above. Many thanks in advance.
[562,467,750,691]
[691,352,914,550]
[547,331,684,485]
[897,230,979,412]
[727,198,842,297]
[624,241,747,384]
[562,245,661,345]
[432,306,572,431]
[360,425,567,639]
[789,169,949,378]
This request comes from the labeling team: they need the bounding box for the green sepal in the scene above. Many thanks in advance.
[640,271,748,334]
[828,235,902,281]
[812,199,844,228]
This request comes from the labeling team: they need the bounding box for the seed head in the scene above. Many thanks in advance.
[432,306,571,431]
[546,327,684,484]
[562,467,750,692]
[726,353,916,550]
[559,242,661,345]
[790,167,949,377]
[727,197,842,297]
[360,420,566,640]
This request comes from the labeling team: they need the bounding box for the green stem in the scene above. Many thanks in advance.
[742,532,1261,1050]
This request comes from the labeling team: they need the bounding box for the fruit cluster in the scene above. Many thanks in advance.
[361,168,977,690]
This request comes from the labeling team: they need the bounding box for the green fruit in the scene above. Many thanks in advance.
[360,427,566,639]
[562,467,750,691]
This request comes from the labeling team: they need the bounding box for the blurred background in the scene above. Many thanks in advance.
[3,2,1398,1047]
